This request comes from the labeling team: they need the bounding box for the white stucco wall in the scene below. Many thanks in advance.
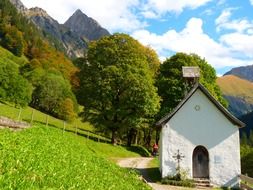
[160,89,241,187]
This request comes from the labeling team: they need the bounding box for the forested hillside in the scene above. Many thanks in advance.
[0,0,78,121]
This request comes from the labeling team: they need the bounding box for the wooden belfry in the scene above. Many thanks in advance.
[182,66,200,82]
[182,66,200,95]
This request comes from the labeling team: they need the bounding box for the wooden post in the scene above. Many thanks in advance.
[30,109,34,124]
[17,107,22,121]
[46,115,49,127]
[75,123,77,135]
[63,121,66,134]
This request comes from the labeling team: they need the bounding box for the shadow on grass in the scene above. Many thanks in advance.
[125,146,151,157]
[134,167,161,183]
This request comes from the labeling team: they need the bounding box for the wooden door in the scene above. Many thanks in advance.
[193,146,209,178]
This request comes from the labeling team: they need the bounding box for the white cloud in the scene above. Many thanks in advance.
[215,9,231,26]
[215,8,253,33]
[22,0,144,32]
[250,0,253,5]
[21,0,213,32]
[142,0,212,17]
[220,33,253,58]
[132,17,253,69]
[141,10,159,19]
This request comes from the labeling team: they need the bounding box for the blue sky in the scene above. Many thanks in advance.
[21,0,253,76]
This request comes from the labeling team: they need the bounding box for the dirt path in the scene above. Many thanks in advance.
[117,157,211,190]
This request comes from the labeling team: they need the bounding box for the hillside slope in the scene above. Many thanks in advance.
[217,75,253,117]
[224,65,253,82]
[0,125,150,190]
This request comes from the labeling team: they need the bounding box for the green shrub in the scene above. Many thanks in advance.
[161,169,195,188]
[161,178,195,188]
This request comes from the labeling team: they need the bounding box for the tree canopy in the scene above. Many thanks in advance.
[157,52,227,119]
[77,33,160,144]
[30,73,78,121]
[0,61,32,107]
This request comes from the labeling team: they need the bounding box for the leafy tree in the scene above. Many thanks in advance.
[0,61,32,107]
[77,33,160,144]
[156,52,227,119]
[249,130,253,147]
[2,25,25,56]
[31,73,78,121]
[58,98,77,122]
[241,145,253,177]
[241,132,248,145]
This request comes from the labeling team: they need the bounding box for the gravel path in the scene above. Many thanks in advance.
[117,157,211,190]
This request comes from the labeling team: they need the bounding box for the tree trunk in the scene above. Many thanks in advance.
[155,129,160,144]
[111,130,117,145]
[143,129,151,148]
[127,128,137,146]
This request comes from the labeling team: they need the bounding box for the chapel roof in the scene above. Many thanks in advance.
[156,83,245,128]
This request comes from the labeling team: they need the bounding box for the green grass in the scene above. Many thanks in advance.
[0,102,110,142]
[0,125,151,190]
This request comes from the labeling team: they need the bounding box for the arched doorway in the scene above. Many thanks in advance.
[192,146,209,178]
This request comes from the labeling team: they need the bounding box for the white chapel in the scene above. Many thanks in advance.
[156,83,245,187]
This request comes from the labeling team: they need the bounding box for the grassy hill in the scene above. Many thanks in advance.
[0,124,150,189]
[217,75,253,117]
[0,102,111,142]
[217,75,253,103]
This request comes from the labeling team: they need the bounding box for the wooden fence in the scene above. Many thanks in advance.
[240,174,253,190]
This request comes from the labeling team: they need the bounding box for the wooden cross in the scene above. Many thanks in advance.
[173,149,185,171]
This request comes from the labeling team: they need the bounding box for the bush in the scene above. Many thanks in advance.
[161,169,195,188]
[241,145,253,177]
[161,178,195,188]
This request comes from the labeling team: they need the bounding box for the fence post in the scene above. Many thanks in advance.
[30,109,34,124]
[17,107,22,121]
[63,121,66,134]
[75,123,77,135]
[46,115,49,127]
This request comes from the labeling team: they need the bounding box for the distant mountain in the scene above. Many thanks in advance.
[10,0,110,58]
[64,9,110,41]
[26,7,88,58]
[217,75,253,117]
[224,65,253,82]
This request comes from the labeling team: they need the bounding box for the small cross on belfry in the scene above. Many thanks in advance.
[173,149,185,171]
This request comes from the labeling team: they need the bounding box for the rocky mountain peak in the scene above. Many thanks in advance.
[64,9,110,41]
[9,0,27,13]
[27,7,51,18]
[9,0,110,58]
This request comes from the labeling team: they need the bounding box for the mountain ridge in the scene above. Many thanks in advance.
[217,75,253,117]
[10,0,110,58]
[224,65,253,82]
[64,9,110,41]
